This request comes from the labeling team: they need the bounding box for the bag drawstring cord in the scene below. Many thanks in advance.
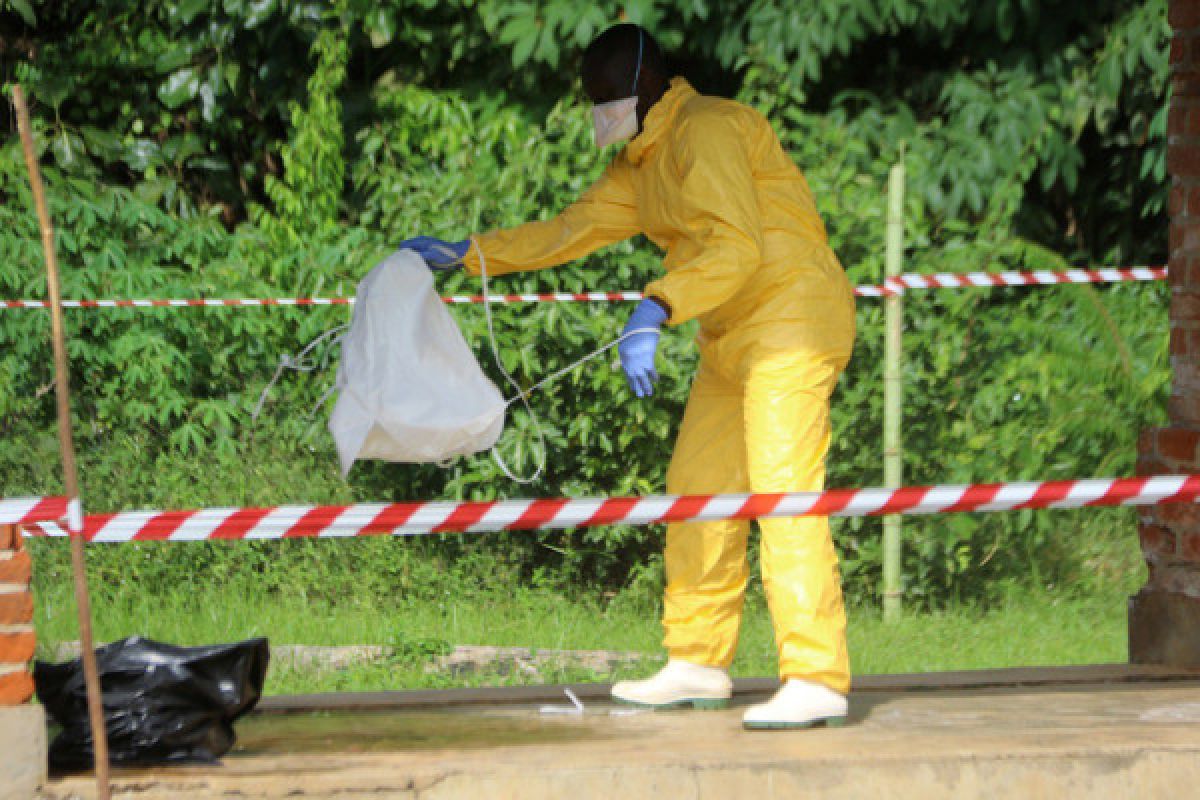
[474,239,658,485]
[252,323,349,422]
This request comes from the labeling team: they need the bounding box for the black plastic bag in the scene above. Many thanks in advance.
[35,635,269,770]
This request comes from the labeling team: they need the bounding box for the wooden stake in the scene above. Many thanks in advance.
[12,84,111,800]
[882,160,905,621]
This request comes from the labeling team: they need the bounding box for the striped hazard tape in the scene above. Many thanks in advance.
[21,475,1199,543]
[1,496,68,526]
[0,267,1166,310]
[869,266,1166,297]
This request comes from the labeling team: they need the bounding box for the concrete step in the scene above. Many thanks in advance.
[38,665,1200,799]
[49,641,647,678]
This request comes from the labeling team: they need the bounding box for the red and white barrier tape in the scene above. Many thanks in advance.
[0,267,1166,310]
[22,475,1199,543]
[0,292,643,309]
[869,266,1166,297]
[1,496,68,526]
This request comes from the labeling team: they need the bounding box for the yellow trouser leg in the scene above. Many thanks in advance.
[661,325,852,691]
[662,357,750,669]
[744,350,849,694]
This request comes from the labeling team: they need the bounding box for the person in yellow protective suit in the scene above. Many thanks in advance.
[401,24,855,730]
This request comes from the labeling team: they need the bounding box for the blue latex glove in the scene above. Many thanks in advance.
[399,236,471,270]
[618,298,668,398]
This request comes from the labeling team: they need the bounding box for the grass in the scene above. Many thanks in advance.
[32,576,1139,696]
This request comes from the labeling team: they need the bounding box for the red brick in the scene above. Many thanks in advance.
[1170,142,1200,176]
[0,552,31,585]
[1180,328,1200,358]
[1172,570,1200,594]
[0,670,33,705]
[0,632,34,663]
[1181,255,1196,286]
[1188,109,1200,137]
[1172,106,1187,138]
[1173,35,1186,67]
[1180,531,1200,561]
[1152,564,1199,593]
[1177,365,1200,398]
[1173,383,1200,416]
[1140,524,1178,560]
[0,525,16,550]
[1172,185,1187,217]
[1174,74,1200,99]
[1168,390,1200,425]
[1137,454,1171,476]
[1171,290,1200,324]
[1186,225,1200,253]
[0,592,32,625]
[1175,289,1200,318]
[1188,328,1200,358]
[1170,1,1200,30]
[1169,259,1191,290]
[1158,427,1200,462]
[1188,32,1200,68]
[1139,428,1160,457]
[1174,64,1200,84]
[1172,255,1200,288]
[1158,500,1200,529]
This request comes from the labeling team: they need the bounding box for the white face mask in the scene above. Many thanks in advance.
[593,96,639,148]
[592,29,644,149]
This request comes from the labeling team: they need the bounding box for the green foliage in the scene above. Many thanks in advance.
[31,561,1141,692]
[253,20,351,250]
[0,0,1173,610]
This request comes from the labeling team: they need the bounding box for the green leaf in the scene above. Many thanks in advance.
[364,8,396,47]
[175,0,208,24]
[244,0,277,29]
[511,33,536,68]
[158,67,201,109]
[8,0,35,26]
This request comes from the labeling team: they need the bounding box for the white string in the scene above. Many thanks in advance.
[477,240,547,484]
[252,323,349,421]
[474,239,659,484]
[502,325,658,409]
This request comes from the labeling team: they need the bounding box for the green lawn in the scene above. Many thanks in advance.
[32,578,1138,696]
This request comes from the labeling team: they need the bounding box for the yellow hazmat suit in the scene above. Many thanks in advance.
[463,78,856,693]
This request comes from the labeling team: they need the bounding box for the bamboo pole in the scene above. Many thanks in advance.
[882,160,905,621]
[12,85,111,799]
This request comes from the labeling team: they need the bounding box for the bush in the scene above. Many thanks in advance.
[3,0,1170,609]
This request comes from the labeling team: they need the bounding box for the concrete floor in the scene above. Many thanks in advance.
[38,667,1200,799]
[0,705,45,800]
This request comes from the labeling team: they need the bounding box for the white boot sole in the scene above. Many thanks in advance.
[743,714,847,730]
[613,695,730,711]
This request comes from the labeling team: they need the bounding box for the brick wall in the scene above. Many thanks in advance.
[0,525,35,704]
[1130,0,1200,666]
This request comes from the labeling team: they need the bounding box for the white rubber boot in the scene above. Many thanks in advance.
[742,679,848,730]
[611,659,732,710]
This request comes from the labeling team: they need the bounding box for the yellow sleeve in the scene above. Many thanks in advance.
[644,113,764,324]
[463,158,640,277]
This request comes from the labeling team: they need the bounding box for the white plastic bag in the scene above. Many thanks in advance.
[328,250,506,475]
